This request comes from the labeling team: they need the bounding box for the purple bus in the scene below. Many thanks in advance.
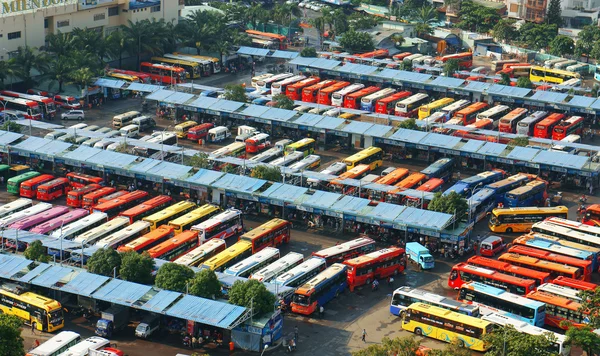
[8,206,70,231]
[29,208,89,235]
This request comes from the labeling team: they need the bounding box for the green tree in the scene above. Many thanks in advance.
[189,269,222,299]
[301,47,318,58]
[499,72,512,86]
[106,29,131,69]
[251,165,282,182]
[229,279,276,315]
[0,58,20,89]
[45,57,73,93]
[221,164,238,174]
[119,251,155,285]
[578,287,600,328]
[566,326,600,356]
[155,263,195,293]
[339,29,375,53]
[45,31,76,55]
[492,19,518,43]
[223,84,249,103]
[352,336,420,356]
[549,35,574,56]
[443,59,459,76]
[87,248,122,277]
[0,121,22,133]
[0,314,24,356]
[483,325,556,356]
[456,0,501,33]
[546,0,563,27]
[428,191,468,221]
[412,6,439,27]
[574,25,600,59]
[310,17,327,50]
[186,152,211,169]
[114,142,129,154]
[24,240,49,263]
[13,46,48,88]
[516,77,533,89]
[69,67,94,106]
[508,136,529,147]
[429,339,473,356]
[518,23,558,51]
[390,34,405,48]
[121,19,162,69]
[272,94,295,110]
[398,118,418,130]
[348,13,379,32]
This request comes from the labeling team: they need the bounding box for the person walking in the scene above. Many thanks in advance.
[294,326,299,342]
[361,329,367,342]
[31,322,35,334]
[319,305,324,318]
[191,336,197,349]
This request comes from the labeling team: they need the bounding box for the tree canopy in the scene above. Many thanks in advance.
[272,94,295,110]
[24,240,49,263]
[518,23,558,51]
[251,165,283,182]
[119,251,155,285]
[578,287,600,328]
[516,77,533,89]
[428,191,468,221]
[508,136,529,148]
[443,59,459,76]
[398,118,418,130]
[189,269,222,299]
[155,263,195,293]
[339,29,375,53]
[228,279,276,315]
[483,325,556,356]
[186,152,212,169]
[87,248,121,277]
[223,84,248,103]
[546,0,563,27]
[492,19,518,43]
[549,35,574,56]
[565,326,600,356]
[0,314,24,356]
[301,47,318,58]
[456,1,501,33]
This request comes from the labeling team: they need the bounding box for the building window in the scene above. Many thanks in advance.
[44,18,49,29]
[94,13,105,21]
[151,5,160,12]
[108,6,118,16]
[7,31,21,40]
[57,20,69,28]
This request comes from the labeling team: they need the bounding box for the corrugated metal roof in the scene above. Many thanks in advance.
[314,117,345,130]
[464,81,491,93]
[208,99,245,113]
[212,174,267,194]
[94,78,126,89]
[141,290,182,313]
[93,279,153,305]
[590,98,600,110]
[529,91,568,104]
[165,294,246,329]
[86,150,139,170]
[293,113,326,127]
[271,50,299,59]
[167,92,195,105]
[129,158,162,174]
[187,96,220,109]
[394,71,432,83]
[419,133,461,149]
[477,142,507,156]
[31,265,75,288]
[373,68,400,79]
[567,95,596,109]
[330,196,370,215]
[0,131,23,146]
[532,150,590,170]
[14,120,63,130]
[260,108,297,122]
[396,207,452,230]
[342,121,373,134]
[338,63,379,76]
[60,145,102,163]
[459,139,485,153]
[126,83,164,93]
[146,89,177,101]
[428,76,465,89]
[35,141,72,158]
[146,161,192,180]
[388,128,428,143]
[0,258,33,279]
[310,58,343,70]
[365,202,406,223]
[506,146,540,161]
[240,104,270,117]
[186,169,226,186]
[297,190,341,210]
[263,183,308,203]
[289,57,319,66]
[60,272,110,297]
[17,263,51,283]
[364,124,393,138]
[487,84,531,97]
[13,136,50,152]
[236,46,270,56]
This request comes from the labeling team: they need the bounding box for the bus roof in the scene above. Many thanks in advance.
[295,263,347,295]
[240,218,288,242]
[202,241,253,270]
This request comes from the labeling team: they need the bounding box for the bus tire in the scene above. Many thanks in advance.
[505,228,513,233]
[457,339,465,348]
[414,328,422,336]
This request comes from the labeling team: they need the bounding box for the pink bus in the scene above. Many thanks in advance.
[8,206,70,230]
[29,208,89,235]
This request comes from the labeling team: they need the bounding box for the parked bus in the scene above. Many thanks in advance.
[343,247,406,291]
[331,83,365,107]
[394,93,429,117]
[163,53,213,76]
[552,116,584,140]
[249,147,281,163]
[9,206,69,231]
[92,190,149,218]
[414,178,444,193]
[0,95,42,119]
[476,105,511,125]
[377,168,409,186]
[95,220,151,249]
[274,257,327,288]
[538,283,582,302]
[374,91,411,115]
[0,198,33,219]
[448,263,536,295]
[498,253,584,280]
[552,276,598,291]
[270,75,305,96]
[30,208,89,235]
[530,66,580,84]
[498,108,529,133]
[291,263,348,315]
[394,173,426,190]
[444,170,504,197]
[0,284,63,332]
[312,237,376,265]
[245,133,271,154]
[66,184,101,208]
[224,247,280,277]
[453,102,489,125]
[437,52,473,68]
[57,337,110,356]
[343,146,383,170]
[418,98,454,119]
[317,81,350,105]
[172,52,221,74]
[145,230,198,261]
[288,155,321,171]
[285,77,320,101]
[150,57,200,79]
[582,205,600,226]
[438,99,470,118]
[508,245,592,280]
[270,151,303,167]
[360,88,396,112]
[343,86,380,109]
[7,171,40,195]
[142,201,196,231]
[526,291,587,329]
[108,69,152,84]
[250,252,304,282]
[201,241,253,271]
[174,239,227,267]
[488,206,568,234]
[19,174,55,198]
[36,178,70,202]
[0,90,57,119]
[486,173,531,203]
[26,331,81,356]
[239,218,291,253]
[245,30,287,49]
[74,216,130,245]
[191,209,243,243]
[515,111,547,136]
[186,123,214,142]
[532,220,600,250]
[48,212,107,241]
[467,256,551,286]
[545,216,600,239]
[421,158,454,180]
[514,235,597,270]
[82,187,117,209]
[117,225,175,253]
[168,204,220,234]
[285,138,316,157]
[255,73,294,92]
[504,180,547,208]
[66,172,103,189]
[390,286,479,318]
[210,142,247,159]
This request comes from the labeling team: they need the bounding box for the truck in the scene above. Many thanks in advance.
[134,314,160,339]
[406,242,434,270]
[235,125,257,142]
[95,306,130,338]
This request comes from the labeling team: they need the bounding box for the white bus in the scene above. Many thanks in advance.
[251,73,274,89]
[360,88,396,112]
[394,93,429,117]
[414,55,432,65]
[255,73,294,91]
[250,252,304,282]
[544,217,600,238]
[331,84,365,107]
[516,111,548,136]
[559,78,582,87]
[27,331,81,356]
[551,134,581,153]
[439,99,471,117]
[94,220,151,248]
[423,112,446,127]
[270,151,304,167]
[274,256,327,288]
[74,216,130,245]
[537,283,582,302]
[0,202,51,227]
[224,247,280,278]
[390,286,480,317]
[554,60,577,70]
[174,238,227,267]
[544,58,566,68]
[270,75,305,96]
[0,198,33,219]
[532,220,600,249]
[288,155,321,172]
[56,337,110,356]
[191,209,243,243]
[50,213,108,240]
[321,162,347,176]
[404,53,423,63]
[476,105,510,125]
[250,147,282,163]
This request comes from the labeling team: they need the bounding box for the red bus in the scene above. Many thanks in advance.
[526,291,588,329]
[117,224,175,253]
[187,123,214,141]
[452,102,489,125]
[343,247,405,291]
[312,236,376,265]
[437,52,473,69]
[0,95,42,120]
[467,256,551,286]
[507,245,592,281]
[66,184,101,208]
[66,172,103,189]
[147,230,199,261]
[448,262,536,295]
[19,174,54,198]
[98,190,128,204]
[392,52,412,62]
[140,62,186,84]
[118,195,173,224]
[239,218,291,253]
[552,276,598,291]
[245,133,271,154]
[317,81,350,105]
[499,253,584,281]
[92,190,150,218]
[343,86,380,109]
[415,178,444,192]
[498,108,529,133]
[394,173,426,190]
[82,187,117,209]
[0,90,57,119]
[286,77,320,100]
[36,178,70,201]
[552,116,584,141]
[301,80,336,103]
[356,49,389,60]
[375,91,411,115]
[108,68,152,84]
[533,113,565,138]
[245,30,287,50]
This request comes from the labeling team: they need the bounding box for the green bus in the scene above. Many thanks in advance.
[0,164,10,183]
[7,171,40,195]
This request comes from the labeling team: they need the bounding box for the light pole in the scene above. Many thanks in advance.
[113,266,117,279]
[260,345,269,356]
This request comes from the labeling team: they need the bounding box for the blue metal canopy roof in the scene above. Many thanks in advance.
[464,81,491,92]
[373,68,400,79]
[236,46,270,56]
[126,82,163,93]
[394,71,432,83]
[95,78,126,89]
[141,290,182,313]
[60,272,110,297]
[208,99,245,113]
[478,142,507,156]
[590,98,600,110]
[12,136,50,153]
[129,158,161,174]
[330,196,371,215]
[186,169,225,186]
[310,58,344,70]
[0,257,33,279]
[263,183,308,203]
[389,128,427,143]
[165,294,246,329]
[428,76,465,89]
[240,104,270,117]
[293,113,326,127]
[567,95,596,109]
[532,149,590,170]
[146,161,192,180]
[146,89,177,102]
[289,57,318,66]
[212,174,267,194]
[0,131,23,147]
[396,207,452,230]
[260,108,297,122]
[18,263,51,283]
[93,279,153,305]
[165,92,195,105]
[342,121,373,135]
[506,146,540,161]
[271,50,299,59]
[315,117,345,130]
[364,124,393,138]
[187,96,220,109]
[60,145,102,165]
[487,84,531,97]
[419,133,461,149]
[529,91,568,104]
[459,139,485,153]
[365,202,406,223]
[338,63,379,76]
[31,265,76,288]
[295,190,341,210]
[86,150,139,170]
[35,141,72,158]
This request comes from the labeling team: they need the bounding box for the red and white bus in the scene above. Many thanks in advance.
[415,178,444,193]
[394,93,429,117]
[552,276,598,291]
[246,30,287,50]
[0,95,42,120]
[66,184,102,208]
[118,225,175,253]
[498,108,529,133]
[331,84,364,107]
[286,77,320,100]
[191,209,243,243]
[312,236,376,265]
[245,133,271,153]
[317,81,350,105]
[343,86,380,109]
[140,62,186,84]
[92,190,149,218]
[66,172,103,189]
[108,69,152,84]
[82,187,117,209]
[117,195,172,223]
[507,245,592,281]
[239,218,291,253]
[187,123,214,141]
[352,49,389,61]
[0,90,57,119]
[97,190,128,204]
[392,52,413,62]
[437,52,473,69]
[533,113,565,138]
[526,291,588,329]
[36,178,70,201]
[375,91,411,115]
[448,262,537,295]
[552,116,584,141]
[467,256,551,286]
[302,80,336,103]
[343,247,405,291]
[271,75,305,96]
[147,230,199,261]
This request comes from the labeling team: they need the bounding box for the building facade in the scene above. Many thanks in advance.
[0,0,183,58]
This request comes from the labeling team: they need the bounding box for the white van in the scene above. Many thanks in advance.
[83,137,102,147]
[208,126,230,142]
[112,111,141,128]
[94,141,112,149]
[106,142,121,151]
[45,131,67,140]
[132,116,156,131]
[69,123,88,130]
[96,127,112,134]
[324,107,341,117]
[120,124,140,138]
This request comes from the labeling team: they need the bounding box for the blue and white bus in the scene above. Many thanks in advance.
[273,257,327,288]
[250,252,304,282]
[486,173,531,205]
[444,170,504,197]
[224,247,280,278]
[291,263,348,315]
[420,158,454,180]
[468,188,496,223]
[516,235,597,271]
[360,88,395,112]
[504,180,546,208]
[595,64,600,82]
[459,282,545,327]
[390,286,479,317]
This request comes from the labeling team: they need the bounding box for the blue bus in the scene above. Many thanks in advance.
[444,170,504,197]
[459,282,546,327]
[468,188,496,223]
[290,263,348,315]
[595,64,600,82]
[505,180,547,208]
[273,257,327,288]
[390,286,479,317]
[420,158,454,180]
[485,174,531,205]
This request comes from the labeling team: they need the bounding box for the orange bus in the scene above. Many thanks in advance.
[118,195,173,224]
[552,116,584,141]
[498,108,529,133]
[394,173,426,190]
[19,174,54,198]
[82,187,117,209]
[448,262,537,295]
[526,291,588,329]
[393,52,413,62]
[533,113,565,138]
[301,80,336,103]
[415,178,444,193]
[329,164,370,193]
[36,178,70,201]
[437,52,473,69]
[118,225,175,253]
[245,30,287,50]
[343,247,406,291]
[97,190,128,204]
[508,245,592,281]
[374,91,411,115]
[343,86,380,109]
[498,253,584,281]
[239,218,291,253]
[377,168,409,186]
[140,62,186,84]
[552,276,598,291]
[317,81,350,105]
[453,102,489,125]
[92,190,149,218]
[286,77,320,100]
[355,49,389,60]
[66,172,103,189]
[66,184,102,208]
[467,256,551,286]
[147,230,199,261]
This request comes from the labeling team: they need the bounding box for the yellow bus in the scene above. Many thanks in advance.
[338,113,359,120]
[342,146,383,170]
[173,52,221,74]
[285,138,316,157]
[402,303,492,351]
[168,204,221,234]
[143,201,196,230]
[106,72,141,83]
[174,121,198,139]
[0,284,64,332]
[488,206,568,233]
[418,98,454,119]
[151,56,201,79]
[201,241,253,272]
[530,66,580,84]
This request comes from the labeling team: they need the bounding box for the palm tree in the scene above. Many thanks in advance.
[121,20,161,70]
[247,4,268,30]
[70,67,94,105]
[0,59,20,89]
[45,31,76,54]
[45,57,73,93]
[106,29,130,69]
[157,19,179,55]
[390,34,405,47]
[413,6,439,25]
[13,46,47,88]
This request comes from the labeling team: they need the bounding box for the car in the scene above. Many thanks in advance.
[0,110,26,123]
[61,110,85,121]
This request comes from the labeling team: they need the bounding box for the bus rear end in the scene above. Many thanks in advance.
[343,87,379,109]
[534,113,565,139]
[37,178,70,201]
[67,184,101,208]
